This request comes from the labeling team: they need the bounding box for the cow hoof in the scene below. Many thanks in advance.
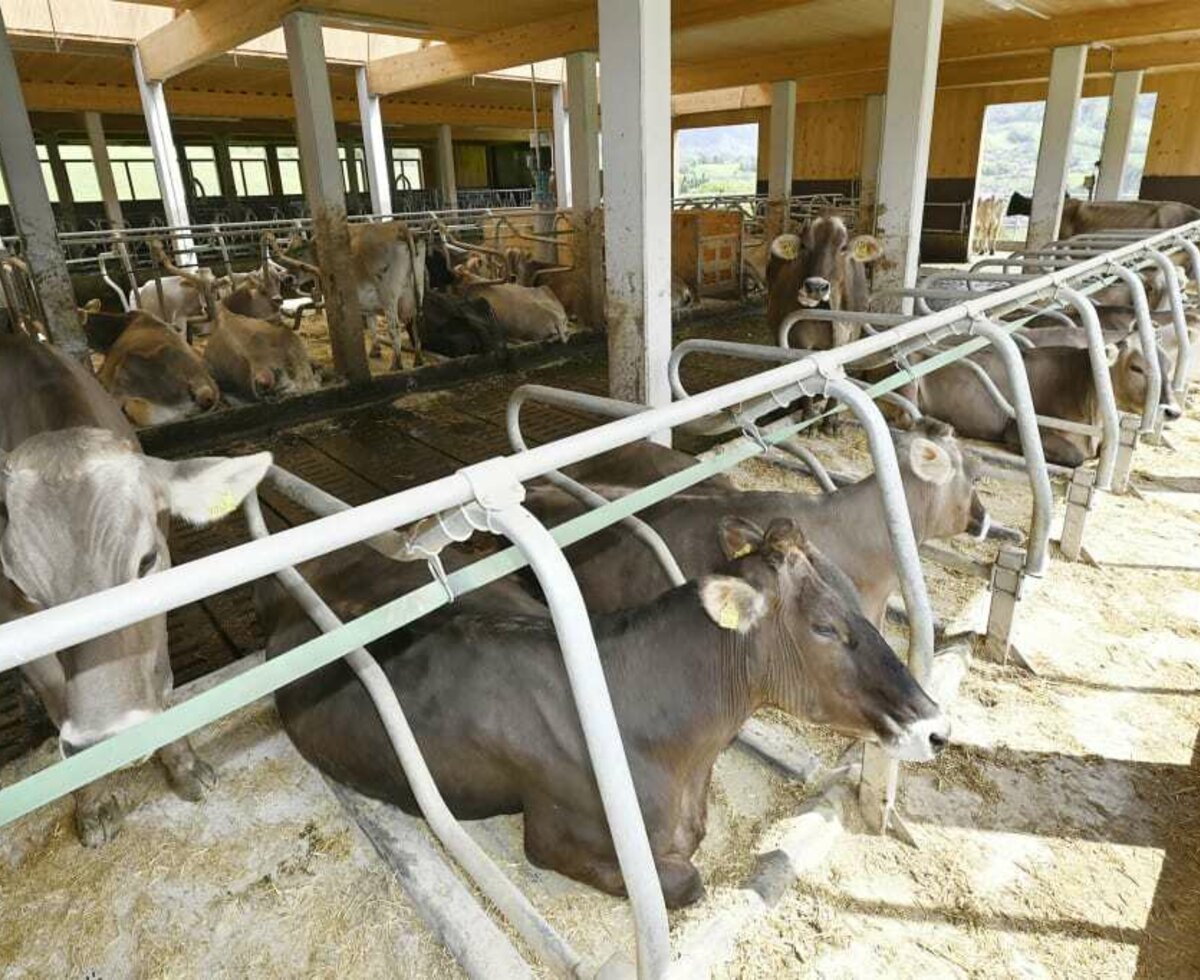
[167,755,218,802]
[76,793,124,848]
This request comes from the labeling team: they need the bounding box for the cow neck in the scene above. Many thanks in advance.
[801,472,931,555]
[594,585,760,757]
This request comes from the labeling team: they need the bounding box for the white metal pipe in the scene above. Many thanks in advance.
[1142,250,1192,393]
[488,503,673,980]
[1058,284,1121,488]
[1100,263,1161,432]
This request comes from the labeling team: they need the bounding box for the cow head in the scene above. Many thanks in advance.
[769,217,882,312]
[0,429,270,757]
[100,315,221,427]
[1107,334,1182,421]
[895,418,994,542]
[705,517,948,761]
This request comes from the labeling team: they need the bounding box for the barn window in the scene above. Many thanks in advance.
[230,145,271,196]
[339,145,367,194]
[108,145,161,201]
[673,123,759,198]
[34,144,60,203]
[184,145,221,198]
[276,145,303,195]
[58,144,102,203]
[391,146,424,190]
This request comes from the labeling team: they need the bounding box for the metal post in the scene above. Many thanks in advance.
[1112,413,1141,494]
[1059,466,1095,561]
[599,0,674,424]
[1102,262,1160,432]
[0,11,86,358]
[1027,45,1087,250]
[214,136,238,212]
[984,545,1026,664]
[437,124,457,210]
[84,112,126,231]
[357,67,391,217]
[43,138,77,232]
[566,50,604,329]
[1095,70,1144,202]
[283,11,370,383]
[824,376,934,838]
[968,319,1053,575]
[874,0,943,308]
[1057,285,1121,489]
[551,83,571,210]
[766,80,796,241]
[133,47,195,264]
[860,93,885,232]
[1143,249,1192,396]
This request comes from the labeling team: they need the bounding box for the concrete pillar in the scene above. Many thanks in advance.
[1027,44,1087,249]
[133,47,194,261]
[357,67,391,216]
[552,83,571,209]
[766,79,796,240]
[566,50,604,329]
[874,0,943,304]
[84,112,125,230]
[0,11,86,358]
[860,93,886,231]
[436,124,457,210]
[598,0,672,419]
[1095,69,1144,202]
[283,10,369,383]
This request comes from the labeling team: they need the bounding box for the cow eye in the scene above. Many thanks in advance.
[137,549,159,578]
[1129,363,1144,375]
[813,623,839,640]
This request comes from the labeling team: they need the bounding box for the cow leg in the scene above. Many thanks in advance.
[19,656,67,729]
[158,737,217,802]
[405,317,424,367]
[368,316,382,359]
[385,308,407,371]
[523,800,628,898]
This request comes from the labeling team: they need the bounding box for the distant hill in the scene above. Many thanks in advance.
[978,93,1156,201]
[675,123,759,197]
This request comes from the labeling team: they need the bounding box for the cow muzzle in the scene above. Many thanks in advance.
[884,713,951,762]
[798,277,832,307]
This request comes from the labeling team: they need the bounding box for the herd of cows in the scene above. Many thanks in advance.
[76,219,588,427]
[0,195,1197,911]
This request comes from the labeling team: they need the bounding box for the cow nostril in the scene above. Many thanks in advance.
[60,737,87,759]
[929,731,949,753]
[803,277,831,296]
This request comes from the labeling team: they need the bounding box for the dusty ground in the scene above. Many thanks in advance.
[5,336,1199,978]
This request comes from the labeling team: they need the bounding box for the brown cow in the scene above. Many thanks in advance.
[203,288,318,401]
[1008,193,1200,240]
[95,310,220,426]
[258,519,947,907]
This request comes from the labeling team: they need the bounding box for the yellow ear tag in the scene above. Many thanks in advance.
[852,239,877,262]
[208,490,239,521]
[732,543,754,559]
[718,601,740,631]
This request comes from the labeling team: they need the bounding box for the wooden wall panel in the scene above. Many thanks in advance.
[794,98,863,179]
[1144,70,1200,177]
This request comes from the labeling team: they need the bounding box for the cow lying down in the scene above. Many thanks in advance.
[258,520,946,907]
[527,420,997,628]
[204,287,318,401]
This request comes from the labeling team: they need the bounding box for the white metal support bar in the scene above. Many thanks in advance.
[0,11,86,357]
[860,93,886,232]
[766,79,796,240]
[551,83,571,210]
[133,47,195,264]
[84,112,125,232]
[284,11,370,383]
[1027,45,1087,250]
[356,66,392,217]
[566,51,603,328]
[1095,70,1144,202]
[599,0,673,421]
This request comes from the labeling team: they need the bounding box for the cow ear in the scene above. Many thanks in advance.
[848,235,883,264]
[1105,342,1122,366]
[909,437,954,486]
[699,576,767,634]
[770,234,800,262]
[146,452,272,526]
[719,516,766,560]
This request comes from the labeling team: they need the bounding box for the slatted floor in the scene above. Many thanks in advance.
[0,309,772,764]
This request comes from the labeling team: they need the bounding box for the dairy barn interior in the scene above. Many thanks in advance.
[1,0,1200,977]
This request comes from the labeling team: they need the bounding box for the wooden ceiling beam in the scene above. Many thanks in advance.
[18,81,534,128]
[136,0,299,82]
[366,9,595,96]
[673,0,1200,93]
[670,0,820,33]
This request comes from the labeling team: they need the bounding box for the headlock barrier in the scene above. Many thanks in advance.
[0,220,1197,978]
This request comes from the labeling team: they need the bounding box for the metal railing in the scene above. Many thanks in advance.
[0,220,1197,979]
